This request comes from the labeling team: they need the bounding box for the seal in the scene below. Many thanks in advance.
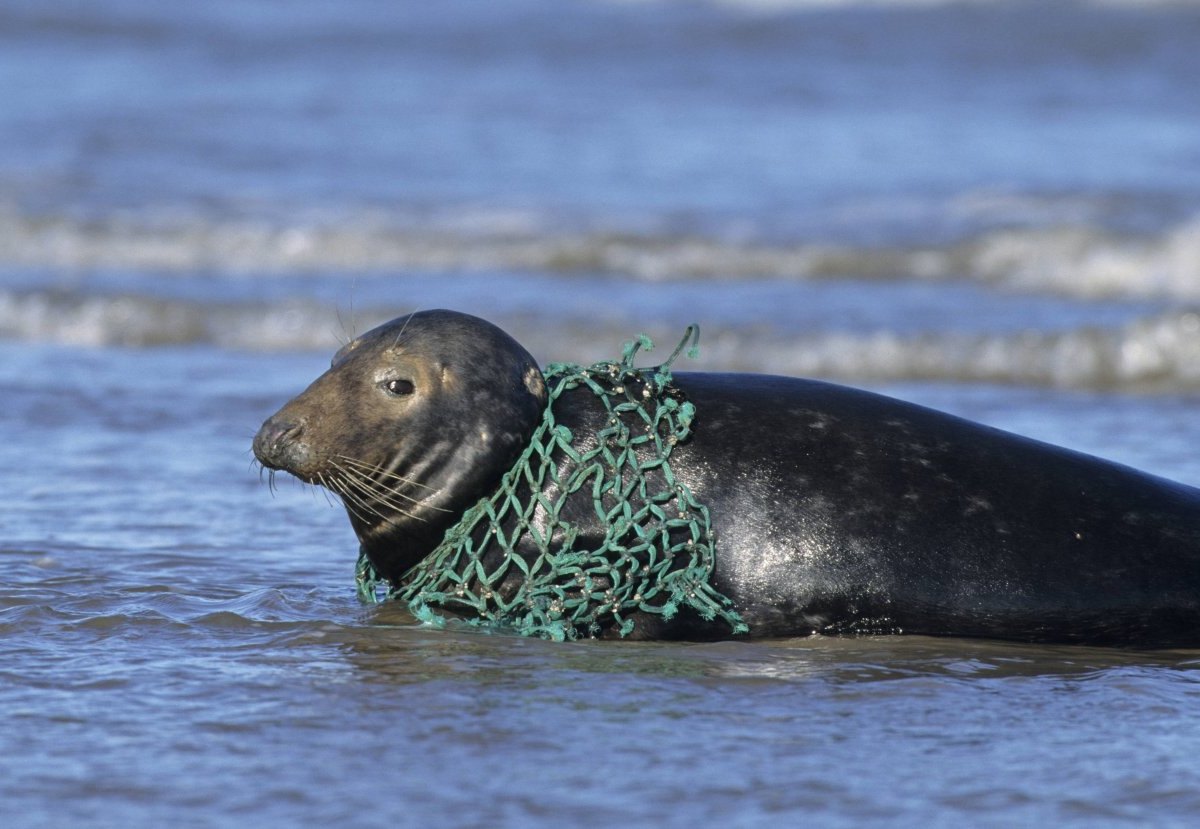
[254,309,1200,646]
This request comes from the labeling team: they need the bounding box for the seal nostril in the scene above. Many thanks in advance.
[253,416,307,468]
[276,419,304,444]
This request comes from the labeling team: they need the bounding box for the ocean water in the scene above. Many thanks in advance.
[4,0,1200,826]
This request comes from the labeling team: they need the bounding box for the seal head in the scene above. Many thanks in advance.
[253,309,547,582]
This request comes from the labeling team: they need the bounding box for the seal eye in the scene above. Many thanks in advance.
[383,378,415,397]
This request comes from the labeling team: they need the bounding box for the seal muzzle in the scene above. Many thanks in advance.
[253,415,311,475]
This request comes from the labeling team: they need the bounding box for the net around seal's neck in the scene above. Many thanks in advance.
[355,325,748,641]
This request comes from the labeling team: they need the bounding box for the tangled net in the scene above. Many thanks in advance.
[355,326,748,641]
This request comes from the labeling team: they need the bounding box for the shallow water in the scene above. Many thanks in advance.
[7,346,1200,827]
[5,0,1200,826]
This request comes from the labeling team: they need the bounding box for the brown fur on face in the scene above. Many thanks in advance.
[254,310,547,579]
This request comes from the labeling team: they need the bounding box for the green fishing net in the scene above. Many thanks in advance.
[355,326,748,641]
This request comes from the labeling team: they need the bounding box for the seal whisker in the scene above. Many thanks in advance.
[334,291,357,348]
[367,485,445,519]
[332,458,453,517]
[331,463,431,523]
[322,472,392,526]
[326,482,376,528]
[334,454,441,492]
[314,473,342,509]
[391,305,421,349]
[343,484,422,526]
[333,456,450,512]
[325,465,429,526]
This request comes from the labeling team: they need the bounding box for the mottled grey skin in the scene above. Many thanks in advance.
[255,310,1200,647]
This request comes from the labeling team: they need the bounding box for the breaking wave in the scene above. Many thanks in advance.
[5,288,1200,391]
[3,205,1200,301]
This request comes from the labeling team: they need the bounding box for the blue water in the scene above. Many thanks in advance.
[5,1,1200,826]
[4,0,1200,236]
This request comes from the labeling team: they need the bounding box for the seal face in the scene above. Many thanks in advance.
[254,310,546,582]
[256,309,1200,646]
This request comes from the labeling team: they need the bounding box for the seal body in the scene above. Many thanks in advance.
[625,375,1200,645]
[255,310,1200,646]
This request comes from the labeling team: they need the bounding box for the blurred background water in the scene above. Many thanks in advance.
[4,1,1200,826]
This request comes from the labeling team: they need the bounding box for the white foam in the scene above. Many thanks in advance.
[4,288,1200,391]
[0,291,342,350]
[726,310,1200,390]
[3,203,1200,300]
[968,220,1200,300]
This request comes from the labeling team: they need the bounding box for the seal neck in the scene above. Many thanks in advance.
[354,408,542,583]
